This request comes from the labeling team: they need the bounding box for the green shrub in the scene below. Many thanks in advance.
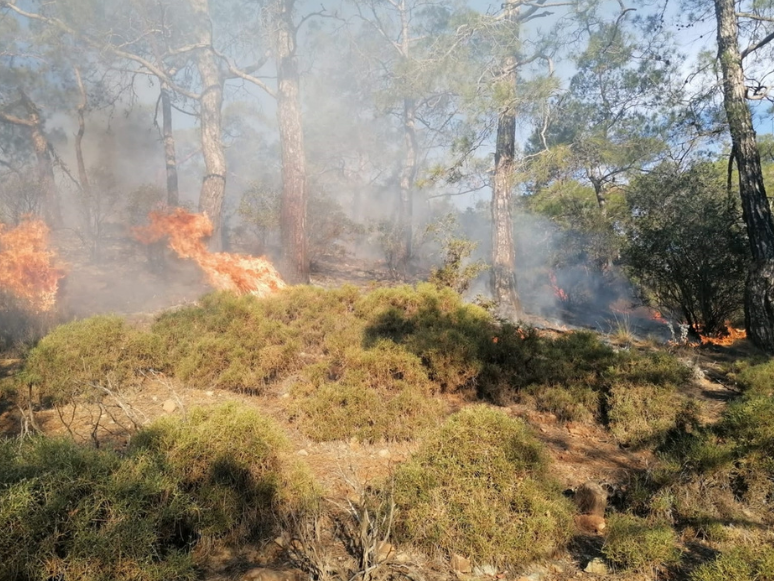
[12,283,693,447]
[0,436,194,581]
[638,383,774,529]
[607,382,685,447]
[602,514,680,573]
[152,287,362,392]
[735,359,774,397]
[691,546,774,581]
[291,341,446,442]
[392,406,573,567]
[623,161,749,336]
[528,383,599,423]
[0,404,318,581]
[20,315,163,406]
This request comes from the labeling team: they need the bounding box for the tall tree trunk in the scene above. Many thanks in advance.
[160,84,180,207]
[275,0,309,284]
[589,175,607,214]
[398,97,417,278]
[18,92,62,228]
[74,67,100,259]
[715,0,774,352]
[73,68,91,199]
[189,0,226,251]
[491,45,522,319]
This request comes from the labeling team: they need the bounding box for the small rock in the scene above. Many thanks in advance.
[574,481,608,517]
[297,449,309,456]
[584,558,608,575]
[473,564,497,577]
[376,541,395,563]
[162,399,176,413]
[151,395,158,402]
[206,390,215,397]
[575,514,607,535]
[451,554,472,574]
[378,448,391,458]
[241,568,301,581]
[395,551,411,563]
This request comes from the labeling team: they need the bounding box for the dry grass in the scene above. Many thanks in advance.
[0,403,319,581]
[391,406,573,568]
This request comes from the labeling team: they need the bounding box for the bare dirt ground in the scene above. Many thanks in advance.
[0,235,749,581]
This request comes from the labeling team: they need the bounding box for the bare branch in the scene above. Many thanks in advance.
[213,46,277,98]
[742,28,774,59]
[0,1,201,100]
[737,11,774,24]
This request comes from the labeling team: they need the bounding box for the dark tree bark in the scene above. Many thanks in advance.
[73,67,91,200]
[398,97,418,277]
[190,0,226,251]
[160,85,180,207]
[490,11,523,321]
[715,0,774,352]
[491,57,522,320]
[73,67,102,259]
[0,92,63,228]
[275,0,309,284]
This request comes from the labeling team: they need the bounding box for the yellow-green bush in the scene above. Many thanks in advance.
[0,404,318,581]
[602,514,680,573]
[691,546,774,581]
[392,406,573,567]
[734,359,774,397]
[13,284,693,447]
[291,341,446,442]
[20,315,163,405]
[607,382,686,447]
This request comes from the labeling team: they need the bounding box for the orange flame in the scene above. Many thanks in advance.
[548,271,568,302]
[0,218,63,311]
[650,310,668,324]
[700,324,746,347]
[133,208,286,297]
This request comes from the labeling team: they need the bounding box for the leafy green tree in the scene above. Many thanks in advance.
[713,0,774,351]
[623,161,749,336]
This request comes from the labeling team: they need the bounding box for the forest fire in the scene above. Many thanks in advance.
[700,325,747,347]
[0,218,63,311]
[548,271,569,302]
[133,208,286,297]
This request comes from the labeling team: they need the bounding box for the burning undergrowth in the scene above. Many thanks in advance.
[133,208,286,297]
[0,218,63,312]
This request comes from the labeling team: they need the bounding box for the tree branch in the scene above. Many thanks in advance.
[0,1,202,100]
[742,29,774,59]
[736,11,774,23]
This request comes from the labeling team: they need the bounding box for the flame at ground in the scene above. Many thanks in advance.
[700,324,747,347]
[133,209,286,296]
[548,272,569,302]
[0,218,63,311]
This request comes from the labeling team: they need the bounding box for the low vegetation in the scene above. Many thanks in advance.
[9,284,694,447]
[19,315,163,406]
[392,406,573,567]
[8,284,756,580]
[602,514,680,573]
[0,404,318,581]
[691,545,774,581]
